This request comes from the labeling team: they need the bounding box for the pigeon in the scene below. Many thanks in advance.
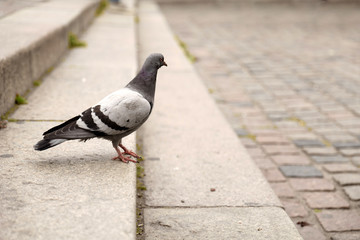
[34,53,167,163]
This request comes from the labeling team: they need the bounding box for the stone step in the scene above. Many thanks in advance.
[0,0,100,117]
[0,3,137,239]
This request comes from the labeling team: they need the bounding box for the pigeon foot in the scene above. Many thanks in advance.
[119,143,141,159]
[112,155,138,163]
[113,146,138,163]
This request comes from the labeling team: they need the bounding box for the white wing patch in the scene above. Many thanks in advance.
[88,88,151,135]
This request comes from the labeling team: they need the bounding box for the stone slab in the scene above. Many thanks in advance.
[144,207,303,240]
[0,122,136,240]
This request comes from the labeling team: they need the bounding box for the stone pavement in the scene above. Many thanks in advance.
[160,2,360,240]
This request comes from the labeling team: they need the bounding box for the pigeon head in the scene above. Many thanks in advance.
[144,53,167,70]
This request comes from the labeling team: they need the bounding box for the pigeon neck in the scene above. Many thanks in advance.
[127,67,158,105]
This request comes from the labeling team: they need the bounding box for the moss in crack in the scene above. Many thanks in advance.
[136,135,146,240]
[134,15,140,24]
[174,35,197,63]
[68,32,87,49]
[33,80,41,87]
[95,0,108,17]
[15,94,27,105]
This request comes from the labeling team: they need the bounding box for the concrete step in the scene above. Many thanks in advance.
[0,3,137,240]
[0,0,100,117]
[137,0,303,239]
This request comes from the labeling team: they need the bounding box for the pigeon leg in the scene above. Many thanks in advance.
[112,146,138,163]
[119,143,141,159]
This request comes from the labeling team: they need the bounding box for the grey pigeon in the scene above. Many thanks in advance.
[34,53,167,163]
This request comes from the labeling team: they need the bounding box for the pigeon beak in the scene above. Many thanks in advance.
[163,61,168,67]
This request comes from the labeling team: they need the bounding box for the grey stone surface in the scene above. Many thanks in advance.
[344,186,360,201]
[279,166,323,178]
[333,174,360,186]
[332,142,360,149]
[145,207,303,240]
[0,10,137,240]
[293,139,325,148]
[0,0,99,116]
[311,155,349,163]
[234,128,249,137]
[0,122,136,240]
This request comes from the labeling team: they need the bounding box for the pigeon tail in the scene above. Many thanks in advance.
[34,139,67,151]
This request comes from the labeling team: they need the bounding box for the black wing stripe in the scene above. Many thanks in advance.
[80,107,99,130]
[93,105,129,131]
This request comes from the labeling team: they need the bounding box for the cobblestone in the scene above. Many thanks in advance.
[279,166,323,178]
[261,168,286,182]
[256,135,290,145]
[343,186,360,201]
[296,226,327,240]
[316,210,360,232]
[311,155,349,163]
[352,156,360,166]
[332,142,360,149]
[293,139,325,148]
[271,155,310,165]
[281,199,308,218]
[302,192,349,209]
[161,2,360,238]
[333,174,360,186]
[340,149,360,157]
[303,147,338,156]
[263,145,301,155]
[289,178,335,191]
[322,163,358,173]
[331,232,360,240]
[269,182,296,198]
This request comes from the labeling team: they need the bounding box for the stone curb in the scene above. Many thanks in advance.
[0,0,100,117]
[138,0,303,239]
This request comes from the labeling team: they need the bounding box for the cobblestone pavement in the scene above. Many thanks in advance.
[160,2,360,240]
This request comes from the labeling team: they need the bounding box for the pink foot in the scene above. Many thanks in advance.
[119,143,141,159]
[113,146,138,163]
[112,155,138,163]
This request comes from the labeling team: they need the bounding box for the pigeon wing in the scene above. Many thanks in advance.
[76,88,152,136]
